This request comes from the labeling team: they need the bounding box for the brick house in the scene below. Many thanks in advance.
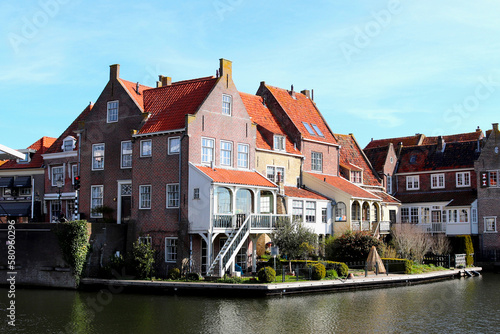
[367,130,483,236]
[363,142,398,194]
[0,137,56,223]
[475,123,500,255]
[42,104,92,222]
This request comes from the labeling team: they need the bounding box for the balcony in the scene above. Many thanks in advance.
[419,223,446,234]
[213,213,290,232]
[352,220,372,232]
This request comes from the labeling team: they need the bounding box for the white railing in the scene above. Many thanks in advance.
[213,213,290,230]
[251,214,290,229]
[419,223,446,233]
[379,221,391,233]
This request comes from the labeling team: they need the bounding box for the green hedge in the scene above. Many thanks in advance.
[258,267,276,283]
[381,258,413,274]
[309,263,326,280]
[287,260,349,277]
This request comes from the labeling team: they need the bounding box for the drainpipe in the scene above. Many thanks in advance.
[178,133,186,264]
[31,177,35,220]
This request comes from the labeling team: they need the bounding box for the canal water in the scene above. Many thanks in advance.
[1,273,499,333]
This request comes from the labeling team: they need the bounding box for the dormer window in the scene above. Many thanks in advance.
[62,136,76,152]
[273,135,285,151]
[18,153,30,163]
[302,122,316,136]
[351,170,362,184]
[311,124,324,137]
[107,100,119,123]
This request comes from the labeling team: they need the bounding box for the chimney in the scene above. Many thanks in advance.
[476,126,482,133]
[110,64,120,80]
[437,135,445,152]
[290,85,296,99]
[493,123,499,132]
[158,75,172,87]
[301,90,311,98]
[135,82,140,94]
[219,58,232,81]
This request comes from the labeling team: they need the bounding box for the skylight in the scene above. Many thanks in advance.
[311,124,324,137]
[302,122,316,136]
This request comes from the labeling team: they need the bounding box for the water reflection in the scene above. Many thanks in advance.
[1,274,499,333]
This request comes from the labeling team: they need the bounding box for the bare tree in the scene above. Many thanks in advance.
[430,234,451,255]
[391,224,432,263]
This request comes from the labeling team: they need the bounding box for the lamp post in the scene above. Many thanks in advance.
[56,179,63,221]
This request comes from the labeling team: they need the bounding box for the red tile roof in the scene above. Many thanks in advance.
[45,104,93,154]
[263,85,337,145]
[395,190,476,205]
[365,134,423,149]
[140,77,217,134]
[195,166,276,188]
[120,79,151,110]
[422,131,483,145]
[363,145,390,173]
[0,137,56,169]
[307,172,380,200]
[370,190,400,204]
[240,92,300,155]
[334,133,380,186]
[284,186,328,200]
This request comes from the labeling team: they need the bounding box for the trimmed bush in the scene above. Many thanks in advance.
[286,260,349,277]
[326,269,338,279]
[310,263,326,280]
[382,258,413,274]
[330,262,349,277]
[257,267,276,283]
[168,268,181,280]
[187,272,202,281]
[131,240,155,279]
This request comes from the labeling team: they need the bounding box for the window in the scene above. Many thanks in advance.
[121,141,132,168]
[90,185,103,218]
[222,94,232,115]
[167,184,179,208]
[20,187,31,196]
[459,209,468,223]
[168,137,180,155]
[260,196,271,213]
[421,207,430,224]
[273,135,285,151]
[335,202,347,221]
[107,100,119,123]
[431,174,445,189]
[311,152,323,172]
[485,217,497,232]
[139,185,151,209]
[351,171,362,184]
[292,200,303,222]
[456,172,470,187]
[387,175,393,194]
[220,141,232,166]
[302,122,316,136]
[51,166,64,186]
[406,176,419,190]
[401,207,419,223]
[237,144,249,168]
[305,201,316,223]
[165,237,178,262]
[311,124,324,137]
[18,153,30,163]
[322,207,327,223]
[489,171,498,187]
[217,187,232,213]
[201,138,215,164]
[71,164,78,184]
[138,236,152,245]
[193,188,200,199]
[63,137,75,152]
[140,140,152,157]
[266,166,285,183]
[92,143,105,170]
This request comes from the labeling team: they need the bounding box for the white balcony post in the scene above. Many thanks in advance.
[251,235,258,273]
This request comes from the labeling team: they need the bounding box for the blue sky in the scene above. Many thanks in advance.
[2,0,500,151]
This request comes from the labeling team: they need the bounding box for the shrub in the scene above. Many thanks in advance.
[287,260,349,277]
[330,262,349,277]
[451,235,475,267]
[382,258,413,274]
[310,263,326,280]
[326,269,338,279]
[325,231,383,262]
[168,268,181,280]
[257,267,276,283]
[131,240,155,279]
[187,272,202,281]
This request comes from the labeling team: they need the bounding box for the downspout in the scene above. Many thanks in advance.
[178,133,187,267]
[31,176,34,220]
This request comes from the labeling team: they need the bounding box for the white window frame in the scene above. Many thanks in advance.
[237,143,249,168]
[140,139,152,157]
[107,100,119,123]
[311,152,323,172]
[139,185,151,209]
[167,184,180,208]
[273,135,285,151]
[201,137,215,164]
[165,237,178,263]
[138,236,152,245]
[92,143,105,170]
[406,175,420,190]
[292,200,304,222]
[456,172,471,188]
[305,201,316,223]
[484,216,497,233]
[20,187,31,196]
[121,141,132,169]
[168,137,180,155]
[18,153,30,163]
[90,185,103,218]
[51,165,65,186]
[431,173,445,189]
[71,164,78,184]
[387,175,393,194]
[351,170,362,184]
[489,171,499,187]
[266,165,285,183]
[193,188,200,200]
[62,137,76,152]
[220,140,233,166]
[222,94,232,115]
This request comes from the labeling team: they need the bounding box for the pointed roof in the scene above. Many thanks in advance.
[262,84,337,145]
[365,134,424,150]
[422,131,483,145]
[363,144,391,173]
[307,172,380,200]
[284,186,328,200]
[45,104,93,154]
[119,79,151,111]
[395,189,476,205]
[0,137,56,170]
[139,76,218,134]
[194,165,276,188]
[334,133,380,186]
[240,92,300,155]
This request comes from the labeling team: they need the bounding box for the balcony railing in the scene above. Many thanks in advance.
[214,213,290,230]
[419,223,446,233]
[352,221,371,232]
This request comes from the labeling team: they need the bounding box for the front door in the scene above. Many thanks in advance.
[119,183,132,224]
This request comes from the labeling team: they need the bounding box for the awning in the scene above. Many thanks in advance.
[14,176,31,188]
[0,177,13,188]
[0,202,31,217]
